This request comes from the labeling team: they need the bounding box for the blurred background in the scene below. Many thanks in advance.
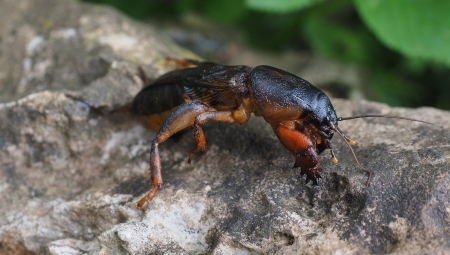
[81,0,450,110]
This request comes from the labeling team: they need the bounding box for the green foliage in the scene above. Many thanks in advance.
[243,0,450,110]
[246,0,325,12]
[354,0,450,67]
[301,3,382,66]
[80,0,450,110]
[203,0,247,24]
[249,0,450,68]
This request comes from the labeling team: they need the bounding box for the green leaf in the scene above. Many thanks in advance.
[246,0,325,12]
[204,0,247,24]
[302,15,381,65]
[354,0,450,67]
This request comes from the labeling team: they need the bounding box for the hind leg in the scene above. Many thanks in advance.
[137,101,209,209]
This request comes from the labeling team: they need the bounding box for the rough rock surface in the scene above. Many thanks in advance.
[1,0,450,254]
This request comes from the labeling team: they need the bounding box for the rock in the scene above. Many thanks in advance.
[1,0,450,254]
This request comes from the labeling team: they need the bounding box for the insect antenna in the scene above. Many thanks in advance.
[329,122,372,187]
[332,114,432,187]
[338,115,433,125]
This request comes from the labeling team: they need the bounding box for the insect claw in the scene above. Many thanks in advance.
[188,154,194,164]
[297,165,323,186]
[303,175,320,185]
[296,174,305,183]
[312,177,319,185]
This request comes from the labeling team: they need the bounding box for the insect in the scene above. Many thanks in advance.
[131,58,429,209]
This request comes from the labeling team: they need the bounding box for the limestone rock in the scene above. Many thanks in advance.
[1,0,450,254]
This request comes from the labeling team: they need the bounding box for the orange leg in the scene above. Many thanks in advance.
[274,123,322,185]
[189,104,252,163]
[188,111,235,163]
[137,101,209,209]
[164,58,199,68]
[137,101,252,209]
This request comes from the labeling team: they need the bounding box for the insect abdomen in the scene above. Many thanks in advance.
[131,83,186,131]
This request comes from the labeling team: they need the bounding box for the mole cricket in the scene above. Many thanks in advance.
[129,58,429,209]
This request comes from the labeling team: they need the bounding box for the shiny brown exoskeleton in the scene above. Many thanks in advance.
[132,59,428,209]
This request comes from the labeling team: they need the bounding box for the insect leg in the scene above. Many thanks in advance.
[188,111,234,163]
[165,58,199,68]
[189,104,252,163]
[325,139,338,164]
[165,58,217,69]
[137,101,209,209]
[274,123,322,185]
